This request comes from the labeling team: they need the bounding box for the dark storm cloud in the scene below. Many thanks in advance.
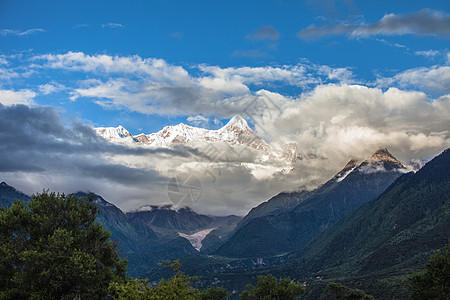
[298,9,450,40]
[0,104,201,185]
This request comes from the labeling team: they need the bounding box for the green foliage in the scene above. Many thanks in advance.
[321,282,374,300]
[240,274,305,300]
[409,243,450,299]
[0,192,127,299]
[109,260,227,300]
[109,278,152,299]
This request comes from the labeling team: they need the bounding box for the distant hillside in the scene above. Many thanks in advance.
[0,182,30,207]
[0,186,238,277]
[283,148,450,299]
[147,148,449,299]
[215,148,410,258]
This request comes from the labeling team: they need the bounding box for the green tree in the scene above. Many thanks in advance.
[409,243,450,300]
[109,260,227,300]
[0,192,127,299]
[321,282,374,300]
[240,274,305,300]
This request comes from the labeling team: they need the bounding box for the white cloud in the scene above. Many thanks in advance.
[255,84,449,162]
[0,89,36,106]
[38,83,65,95]
[198,64,313,86]
[187,115,209,127]
[376,38,408,49]
[415,49,440,57]
[1,51,450,214]
[34,52,356,119]
[35,52,191,84]
[101,23,124,29]
[0,28,45,37]
[73,24,91,29]
[377,65,450,95]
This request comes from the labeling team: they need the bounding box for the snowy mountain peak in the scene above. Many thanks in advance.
[220,115,253,136]
[367,148,400,164]
[95,125,133,140]
[225,115,249,128]
[334,148,410,182]
[359,148,409,174]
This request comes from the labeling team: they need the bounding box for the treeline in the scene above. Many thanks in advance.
[0,192,447,299]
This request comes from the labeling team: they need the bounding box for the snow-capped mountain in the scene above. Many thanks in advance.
[97,115,259,146]
[95,125,134,141]
[333,148,411,182]
[95,115,297,164]
[214,148,412,258]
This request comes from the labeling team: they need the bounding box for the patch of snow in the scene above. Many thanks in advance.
[178,227,217,251]
[335,166,357,182]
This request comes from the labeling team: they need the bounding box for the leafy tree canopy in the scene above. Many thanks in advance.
[321,282,374,300]
[409,243,450,300]
[240,274,305,300]
[0,192,127,299]
[109,260,228,300]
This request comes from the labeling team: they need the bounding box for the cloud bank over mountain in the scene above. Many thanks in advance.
[0,52,449,215]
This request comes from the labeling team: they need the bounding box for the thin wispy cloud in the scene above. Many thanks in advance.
[298,9,450,40]
[101,23,124,29]
[73,24,91,29]
[232,50,269,58]
[414,49,440,57]
[376,38,408,49]
[38,82,66,95]
[246,25,279,41]
[187,115,209,127]
[0,28,45,37]
[170,32,183,38]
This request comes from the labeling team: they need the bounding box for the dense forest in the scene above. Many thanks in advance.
[0,192,448,299]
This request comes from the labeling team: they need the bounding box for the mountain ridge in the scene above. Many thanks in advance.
[284,148,450,299]
[213,148,411,258]
[95,115,299,166]
[0,186,240,276]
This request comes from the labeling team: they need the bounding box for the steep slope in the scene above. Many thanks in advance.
[146,148,448,299]
[126,205,215,234]
[0,188,227,277]
[236,191,312,229]
[287,148,450,299]
[73,192,198,276]
[215,148,410,258]
[200,215,242,253]
[0,182,30,207]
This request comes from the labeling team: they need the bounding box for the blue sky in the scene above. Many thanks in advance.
[1,0,449,133]
[0,0,449,213]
